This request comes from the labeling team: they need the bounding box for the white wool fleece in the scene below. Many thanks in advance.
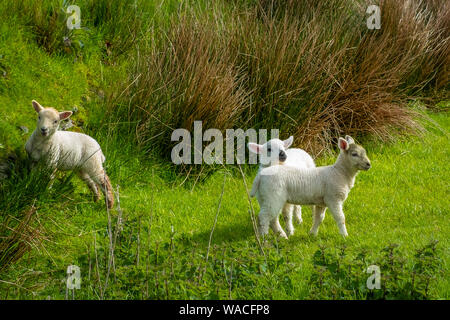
[25,100,114,208]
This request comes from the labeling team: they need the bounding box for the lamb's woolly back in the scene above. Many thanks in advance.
[258,164,337,205]
[284,148,315,169]
[248,138,315,198]
[250,156,315,196]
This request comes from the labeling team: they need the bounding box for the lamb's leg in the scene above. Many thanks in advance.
[92,171,114,209]
[257,197,284,239]
[77,170,100,202]
[293,205,302,224]
[309,205,326,236]
[47,167,58,189]
[257,208,271,238]
[270,217,288,239]
[326,201,348,237]
[282,203,294,237]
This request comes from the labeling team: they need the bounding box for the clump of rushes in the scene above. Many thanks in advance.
[0,205,42,273]
[107,0,448,172]
[107,9,251,170]
[0,156,74,273]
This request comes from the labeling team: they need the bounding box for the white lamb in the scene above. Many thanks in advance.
[252,136,371,238]
[25,100,114,208]
[248,136,316,238]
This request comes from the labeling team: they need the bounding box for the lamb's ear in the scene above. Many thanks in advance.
[32,100,43,113]
[59,111,73,120]
[338,137,349,151]
[345,135,355,144]
[248,142,262,154]
[283,136,293,149]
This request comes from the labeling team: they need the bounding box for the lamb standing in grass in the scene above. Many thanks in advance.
[252,136,371,238]
[25,100,114,208]
[248,136,316,238]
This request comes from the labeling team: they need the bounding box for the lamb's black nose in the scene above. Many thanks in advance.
[279,151,287,162]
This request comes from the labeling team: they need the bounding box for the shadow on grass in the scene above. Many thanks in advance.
[180,219,335,250]
[180,221,255,247]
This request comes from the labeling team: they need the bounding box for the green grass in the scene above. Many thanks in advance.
[1,112,448,299]
[0,18,97,155]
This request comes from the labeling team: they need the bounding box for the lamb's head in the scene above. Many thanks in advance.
[32,100,72,138]
[338,135,371,171]
[248,136,293,167]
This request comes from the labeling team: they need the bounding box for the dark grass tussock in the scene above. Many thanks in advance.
[0,155,77,273]
[0,161,48,273]
[0,204,42,273]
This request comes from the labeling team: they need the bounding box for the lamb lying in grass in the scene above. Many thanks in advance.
[25,100,114,208]
[252,135,371,238]
[248,136,316,238]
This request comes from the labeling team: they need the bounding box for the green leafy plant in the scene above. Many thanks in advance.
[308,241,443,300]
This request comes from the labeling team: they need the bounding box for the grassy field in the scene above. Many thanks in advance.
[0,111,448,299]
[0,0,449,299]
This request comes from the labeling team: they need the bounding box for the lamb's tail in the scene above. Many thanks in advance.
[250,174,260,198]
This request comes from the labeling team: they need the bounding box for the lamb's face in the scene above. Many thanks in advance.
[347,144,371,171]
[338,135,371,171]
[32,100,72,138]
[36,108,60,137]
[248,136,293,167]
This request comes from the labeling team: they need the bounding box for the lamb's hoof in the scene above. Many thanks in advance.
[259,234,267,244]
[106,200,114,209]
[258,230,267,241]
[279,232,288,240]
[294,218,303,225]
[309,229,318,236]
[340,228,348,237]
[286,230,294,237]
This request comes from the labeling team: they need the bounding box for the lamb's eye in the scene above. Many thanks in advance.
[267,148,271,153]
[352,152,358,157]
[54,120,58,124]
[38,116,40,120]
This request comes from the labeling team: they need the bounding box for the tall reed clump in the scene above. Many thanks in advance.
[0,205,42,273]
[0,157,74,272]
[109,0,449,167]
[106,9,251,159]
